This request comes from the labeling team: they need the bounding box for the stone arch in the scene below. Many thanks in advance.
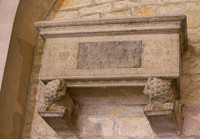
[0,0,57,138]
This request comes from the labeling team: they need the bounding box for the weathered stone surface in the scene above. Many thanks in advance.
[118,116,154,137]
[81,136,101,139]
[139,0,157,5]
[31,66,41,79]
[79,3,112,16]
[82,116,114,136]
[94,0,112,4]
[34,54,42,66]
[186,2,199,11]
[104,136,129,139]
[103,8,132,18]
[181,89,200,104]
[81,105,143,116]
[53,10,78,20]
[80,13,100,19]
[29,81,40,101]
[158,3,185,15]
[182,109,200,136]
[113,0,137,9]
[182,54,200,75]
[78,41,142,69]
[186,11,200,28]
[135,5,156,16]
[158,0,186,3]
[54,0,92,10]
[31,113,57,136]
[181,74,200,92]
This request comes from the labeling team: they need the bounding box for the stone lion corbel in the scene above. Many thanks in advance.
[143,77,175,110]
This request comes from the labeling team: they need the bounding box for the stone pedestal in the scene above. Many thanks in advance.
[39,111,79,136]
[144,101,182,137]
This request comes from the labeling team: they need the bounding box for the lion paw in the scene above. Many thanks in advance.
[144,104,154,111]
[57,106,66,112]
[164,103,174,109]
[39,105,48,112]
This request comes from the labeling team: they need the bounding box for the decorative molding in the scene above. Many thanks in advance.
[34,15,187,52]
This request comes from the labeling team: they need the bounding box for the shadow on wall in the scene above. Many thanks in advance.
[0,0,57,138]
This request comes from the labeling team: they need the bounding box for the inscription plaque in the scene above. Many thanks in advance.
[78,41,142,69]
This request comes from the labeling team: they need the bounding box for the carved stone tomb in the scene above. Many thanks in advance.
[34,15,187,137]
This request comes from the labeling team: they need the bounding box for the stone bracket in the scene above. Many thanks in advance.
[38,79,80,137]
[38,103,80,137]
[144,101,182,137]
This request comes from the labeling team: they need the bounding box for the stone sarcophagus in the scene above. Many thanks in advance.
[34,15,187,137]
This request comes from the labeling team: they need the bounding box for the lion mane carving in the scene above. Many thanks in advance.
[39,79,74,113]
[143,77,175,110]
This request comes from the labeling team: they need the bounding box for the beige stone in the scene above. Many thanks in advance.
[80,13,100,19]
[188,33,200,44]
[94,0,112,4]
[186,11,200,28]
[181,89,200,104]
[31,113,56,136]
[29,81,40,101]
[34,54,42,66]
[82,116,99,136]
[118,116,154,137]
[79,3,112,16]
[135,5,155,16]
[158,3,185,15]
[103,8,132,18]
[113,0,137,9]
[81,105,143,116]
[181,74,200,92]
[139,0,157,5]
[182,109,200,136]
[54,0,92,10]
[36,38,45,53]
[104,136,129,139]
[158,0,186,4]
[82,116,114,136]
[81,136,101,139]
[182,54,200,75]
[186,2,199,11]
[31,66,41,79]
[53,10,78,21]
[99,118,115,136]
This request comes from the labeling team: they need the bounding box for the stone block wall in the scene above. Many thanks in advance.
[22,0,200,139]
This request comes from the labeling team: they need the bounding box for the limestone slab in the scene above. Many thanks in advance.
[35,15,187,83]
[77,41,142,69]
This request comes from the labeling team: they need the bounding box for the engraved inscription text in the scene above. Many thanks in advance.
[78,41,142,69]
